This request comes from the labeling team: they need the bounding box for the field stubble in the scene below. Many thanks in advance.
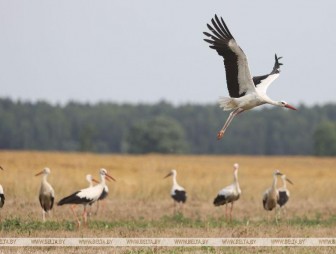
[0,151,336,253]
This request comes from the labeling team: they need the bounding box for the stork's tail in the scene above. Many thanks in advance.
[218,97,237,111]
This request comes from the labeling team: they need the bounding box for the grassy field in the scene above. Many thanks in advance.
[0,151,336,253]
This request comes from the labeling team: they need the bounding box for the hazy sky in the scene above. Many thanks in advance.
[0,1,335,106]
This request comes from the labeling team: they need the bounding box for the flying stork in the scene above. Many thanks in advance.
[57,168,115,226]
[213,163,241,221]
[164,169,187,213]
[0,166,5,210]
[35,167,55,222]
[277,174,293,208]
[203,15,297,140]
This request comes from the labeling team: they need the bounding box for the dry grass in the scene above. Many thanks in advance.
[0,151,336,253]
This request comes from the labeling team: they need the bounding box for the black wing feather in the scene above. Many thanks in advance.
[57,191,93,206]
[0,193,4,208]
[253,54,283,86]
[277,191,289,207]
[172,190,187,203]
[203,15,245,98]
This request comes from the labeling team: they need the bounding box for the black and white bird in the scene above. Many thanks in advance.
[203,15,297,140]
[164,169,187,212]
[277,174,293,207]
[262,170,283,222]
[213,163,241,221]
[0,166,5,209]
[35,167,55,222]
[57,168,115,226]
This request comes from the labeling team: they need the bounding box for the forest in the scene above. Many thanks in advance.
[0,98,335,155]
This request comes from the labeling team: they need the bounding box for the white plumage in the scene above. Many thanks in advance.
[213,163,241,221]
[57,168,115,227]
[277,174,293,208]
[204,15,297,140]
[164,169,187,213]
[35,167,54,222]
[0,166,4,209]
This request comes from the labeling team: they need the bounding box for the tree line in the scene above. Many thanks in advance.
[0,98,335,156]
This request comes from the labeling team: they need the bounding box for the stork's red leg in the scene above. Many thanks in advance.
[218,108,245,140]
[70,205,80,227]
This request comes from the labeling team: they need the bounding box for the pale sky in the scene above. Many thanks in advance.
[0,1,335,106]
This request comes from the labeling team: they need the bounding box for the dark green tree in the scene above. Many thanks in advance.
[127,116,188,154]
[314,121,336,156]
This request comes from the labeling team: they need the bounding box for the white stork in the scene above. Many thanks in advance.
[203,15,297,140]
[57,168,115,226]
[0,166,5,210]
[35,167,55,222]
[95,179,109,215]
[87,173,110,215]
[262,169,283,222]
[213,163,241,221]
[277,174,293,208]
[164,169,187,213]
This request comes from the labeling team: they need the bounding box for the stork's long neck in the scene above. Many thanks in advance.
[100,174,106,185]
[282,178,287,189]
[172,173,178,187]
[42,174,48,184]
[262,95,280,107]
[233,169,240,192]
[272,174,278,192]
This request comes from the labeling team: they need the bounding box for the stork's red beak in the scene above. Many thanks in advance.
[92,178,99,184]
[164,172,173,179]
[105,173,116,181]
[285,104,297,110]
[35,171,44,176]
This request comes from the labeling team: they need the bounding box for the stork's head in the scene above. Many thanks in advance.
[164,169,177,179]
[233,163,239,170]
[278,101,297,110]
[35,167,51,176]
[99,168,116,181]
[274,169,282,176]
[282,174,294,185]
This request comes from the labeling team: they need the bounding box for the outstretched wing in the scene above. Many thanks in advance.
[204,15,255,98]
[253,54,283,94]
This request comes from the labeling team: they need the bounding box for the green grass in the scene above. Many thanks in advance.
[1,214,336,233]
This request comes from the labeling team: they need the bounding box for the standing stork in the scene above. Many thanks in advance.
[213,163,241,221]
[262,170,283,222]
[57,168,115,227]
[35,167,55,222]
[87,173,110,215]
[164,169,187,213]
[95,178,109,215]
[277,174,293,208]
[203,15,297,140]
[0,166,5,210]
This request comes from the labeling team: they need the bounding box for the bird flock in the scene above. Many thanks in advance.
[0,15,297,226]
[0,163,293,226]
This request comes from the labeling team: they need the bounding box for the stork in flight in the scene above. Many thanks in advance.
[203,15,297,140]
[213,163,241,221]
[35,167,55,222]
[57,168,115,227]
[277,174,293,208]
[164,169,187,213]
[0,166,5,211]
